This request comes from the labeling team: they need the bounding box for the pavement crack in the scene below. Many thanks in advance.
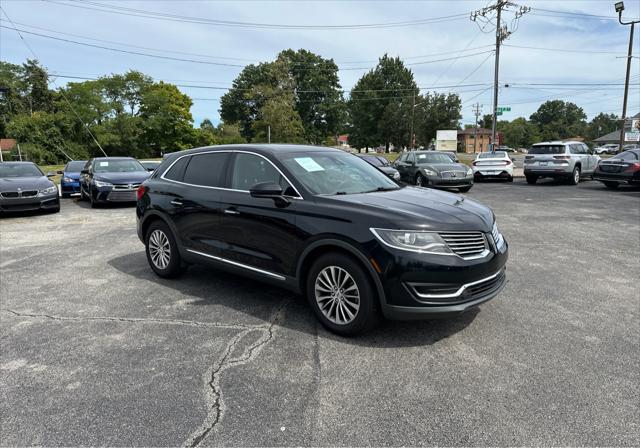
[184,299,290,447]
[0,308,257,331]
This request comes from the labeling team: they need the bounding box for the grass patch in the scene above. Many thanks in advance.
[40,164,65,185]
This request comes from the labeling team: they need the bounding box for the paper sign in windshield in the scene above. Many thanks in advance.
[99,162,109,167]
[295,157,324,172]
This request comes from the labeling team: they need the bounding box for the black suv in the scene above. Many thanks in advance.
[137,145,508,335]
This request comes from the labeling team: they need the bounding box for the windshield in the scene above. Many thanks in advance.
[0,163,43,178]
[94,159,146,173]
[65,161,86,172]
[141,161,161,169]
[279,152,399,195]
[530,145,564,155]
[415,152,454,164]
[479,151,506,159]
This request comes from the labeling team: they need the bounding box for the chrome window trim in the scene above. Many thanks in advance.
[159,149,304,200]
[185,248,286,280]
[370,227,490,260]
[407,270,503,299]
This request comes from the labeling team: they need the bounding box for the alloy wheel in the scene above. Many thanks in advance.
[574,168,580,184]
[314,266,360,325]
[148,229,171,270]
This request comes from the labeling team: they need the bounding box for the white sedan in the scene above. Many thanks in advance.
[472,151,514,182]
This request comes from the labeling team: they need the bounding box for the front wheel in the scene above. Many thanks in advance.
[145,220,184,278]
[415,173,426,187]
[603,181,619,189]
[459,186,472,193]
[306,253,379,336]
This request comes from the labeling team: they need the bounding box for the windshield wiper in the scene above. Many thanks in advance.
[363,186,399,193]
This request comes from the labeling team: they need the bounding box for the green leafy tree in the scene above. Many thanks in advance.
[530,100,587,141]
[497,117,540,148]
[139,82,195,156]
[252,93,305,143]
[587,112,619,140]
[414,92,461,147]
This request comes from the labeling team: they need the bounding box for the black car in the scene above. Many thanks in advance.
[80,157,150,207]
[136,145,508,335]
[0,162,60,214]
[593,149,640,189]
[356,154,401,181]
[393,151,474,192]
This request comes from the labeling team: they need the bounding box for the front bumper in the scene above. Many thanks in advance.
[0,193,60,213]
[428,175,474,188]
[371,236,509,320]
[91,186,137,203]
[61,180,80,194]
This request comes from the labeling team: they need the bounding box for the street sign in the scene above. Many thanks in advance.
[496,111,503,116]
[625,132,640,142]
[497,106,511,112]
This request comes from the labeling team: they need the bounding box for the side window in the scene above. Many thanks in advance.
[407,153,415,163]
[569,144,581,154]
[183,152,230,187]
[398,153,408,163]
[617,151,638,161]
[582,144,590,154]
[231,153,296,196]
[163,156,190,182]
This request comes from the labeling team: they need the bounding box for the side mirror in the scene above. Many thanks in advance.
[249,182,289,205]
[57,170,64,175]
[46,172,57,177]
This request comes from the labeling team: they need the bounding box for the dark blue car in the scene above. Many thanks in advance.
[59,160,87,198]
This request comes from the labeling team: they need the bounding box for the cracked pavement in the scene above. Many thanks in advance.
[1,180,639,446]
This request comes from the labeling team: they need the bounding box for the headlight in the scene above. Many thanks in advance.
[62,177,73,183]
[370,228,453,255]
[466,167,473,175]
[93,180,113,188]
[423,169,438,176]
[393,171,400,180]
[39,186,58,196]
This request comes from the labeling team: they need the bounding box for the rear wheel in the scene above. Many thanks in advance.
[306,253,379,336]
[526,175,538,184]
[603,181,619,189]
[145,220,184,278]
[569,166,581,185]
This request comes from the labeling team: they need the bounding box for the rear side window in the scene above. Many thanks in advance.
[530,145,565,155]
[569,144,583,154]
[183,152,230,187]
[163,156,190,182]
[613,151,639,161]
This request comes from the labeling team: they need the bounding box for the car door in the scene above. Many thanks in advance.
[79,159,93,195]
[216,152,301,278]
[169,151,231,258]
[583,143,598,173]
[394,152,410,181]
[570,144,588,173]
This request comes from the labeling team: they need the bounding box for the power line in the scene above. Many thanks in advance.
[0,7,108,157]
[45,0,468,30]
[503,44,627,55]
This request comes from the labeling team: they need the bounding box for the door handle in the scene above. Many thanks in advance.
[224,208,240,215]
[170,199,183,206]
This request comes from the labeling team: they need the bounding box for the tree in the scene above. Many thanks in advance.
[252,93,305,143]
[139,82,195,156]
[348,55,418,152]
[414,92,461,148]
[587,112,619,140]
[530,100,587,141]
[497,117,539,148]
[479,114,493,130]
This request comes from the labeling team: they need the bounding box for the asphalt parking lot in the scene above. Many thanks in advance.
[1,180,638,446]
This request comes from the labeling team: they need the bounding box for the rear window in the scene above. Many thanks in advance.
[612,151,639,161]
[479,151,506,159]
[530,145,565,155]
[362,156,383,167]
[183,152,230,187]
[65,161,86,172]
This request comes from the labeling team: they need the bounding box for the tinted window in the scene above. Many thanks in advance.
[530,145,565,155]
[231,153,296,195]
[361,156,383,167]
[398,153,408,163]
[612,150,639,161]
[163,156,190,182]
[0,163,42,177]
[65,161,86,172]
[94,159,146,173]
[376,156,390,166]
[183,152,229,187]
[479,151,506,159]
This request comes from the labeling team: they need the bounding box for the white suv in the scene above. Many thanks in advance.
[524,141,600,185]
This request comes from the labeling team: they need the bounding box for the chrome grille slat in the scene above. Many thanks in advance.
[439,231,486,258]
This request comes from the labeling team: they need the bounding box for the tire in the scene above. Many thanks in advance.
[306,253,379,336]
[145,220,184,278]
[79,185,87,201]
[459,186,472,193]
[569,166,581,185]
[603,181,619,189]
[89,188,98,208]
[415,173,426,187]
[508,176,514,182]
[62,193,71,199]
[525,175,537,184]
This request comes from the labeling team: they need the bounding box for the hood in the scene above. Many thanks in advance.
[93,171,150,184]
[325,186,493,232]
[378,166,399,175]
[419,163,469,173]
[0,176,54,192]
[63,171,81,180]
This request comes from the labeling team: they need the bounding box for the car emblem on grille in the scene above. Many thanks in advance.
[17,188,22,192]
[451,172,457,177]
[128,184,133,190]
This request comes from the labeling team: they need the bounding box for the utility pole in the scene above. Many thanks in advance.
[410,93,416,150]
[268,125,271,144]
[16,142,23,161]
[614,2,638,151]
[471,1,530,152]
[472,103,482,153]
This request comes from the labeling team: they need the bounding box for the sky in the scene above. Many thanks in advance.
[1,0,639,128]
